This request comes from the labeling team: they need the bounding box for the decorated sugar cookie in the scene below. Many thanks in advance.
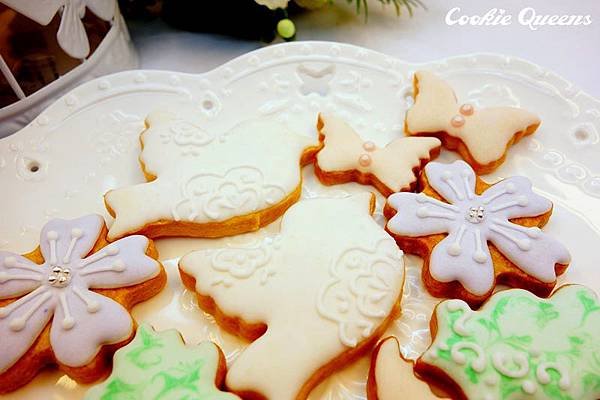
[416,285,600,400]
[85,324,240,400]
[368,336,445,400]
[405,71,541,173]
[385,160,570,304]
[105,112,320,240]
[179,193,404,400]
[0,215,165,393]
[314,114,441,196]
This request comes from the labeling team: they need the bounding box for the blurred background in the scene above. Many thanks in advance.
[0,0,598,136]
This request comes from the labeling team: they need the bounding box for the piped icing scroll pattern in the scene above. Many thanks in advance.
[405,70,541,173]
[171,166,287,223]
[386,160,571,301]
[317,238,403,347]
[84,324,240,400]
[206,236,282,288]
[418,286,600,400]
[315,114,441,196]
[179,194,404,400]
[0,215,160,374]
[105,112,315,240]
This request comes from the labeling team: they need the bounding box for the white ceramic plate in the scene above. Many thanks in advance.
[1,41,600,400]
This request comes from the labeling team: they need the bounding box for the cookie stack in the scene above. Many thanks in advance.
[1,71,598,400]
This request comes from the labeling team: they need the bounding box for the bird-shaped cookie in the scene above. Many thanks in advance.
[179,194,405,400]
[315,114,441,196]
[405,71,541,174]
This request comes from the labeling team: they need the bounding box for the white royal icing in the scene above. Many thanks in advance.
[316,114,440,195]
[0,215,160,373]
[405,71,541,169]
[372,337,444,400]
[105,112,315,240]
[387,160,571,296]
[179,194,404,400]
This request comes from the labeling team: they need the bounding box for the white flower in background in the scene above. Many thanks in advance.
[254,0,290,10]
[0,0,116,58]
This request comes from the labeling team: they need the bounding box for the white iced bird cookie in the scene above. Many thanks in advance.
[105,112,319,240]
[385,160,570,305]
[368,337,444,400]
[405,71,541,173]
[315,114,441,196]
[179,193,405,400]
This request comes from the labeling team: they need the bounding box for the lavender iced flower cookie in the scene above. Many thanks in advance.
[385,160,570,304]
[0,215,166,393]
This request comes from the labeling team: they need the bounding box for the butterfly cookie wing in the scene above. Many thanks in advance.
[457,107,540,168]
[316,114,365,172]
[405,71,458,135]
[371,137,441,193]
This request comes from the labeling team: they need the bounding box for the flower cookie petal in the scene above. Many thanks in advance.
[424,161,476,204]
[77,236,160,289]
[0,252,44,299]
[40,215,104,266]
[387,193,457,236]
[488,221,571,283]
[430,227,494,296]
[50,289,132,367]
[0,287,56,373]
[480,176,551,219]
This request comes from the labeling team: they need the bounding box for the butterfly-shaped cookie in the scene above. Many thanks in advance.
[405,71,541,173]
[315,114,441,196]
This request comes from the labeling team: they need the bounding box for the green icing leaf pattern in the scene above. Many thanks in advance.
[422,286,600,400]
[85,325,240,400]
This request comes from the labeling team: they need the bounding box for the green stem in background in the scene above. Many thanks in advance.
[344,0,427,19]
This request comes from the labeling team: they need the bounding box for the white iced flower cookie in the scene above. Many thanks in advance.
[367,336,447,400]
[105,112,320,241]
[314,114,441,196]
[405,71,541,173]
[385,160,570,305]
[85,324,240,400]
[0,215,165,394]
[179,193,405,400]
[416,285,600,400]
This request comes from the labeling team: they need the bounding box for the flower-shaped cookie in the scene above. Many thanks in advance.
[385,160,570,304]
[416,285,600,400]
[0,215,165,393]
[85,324,240,399]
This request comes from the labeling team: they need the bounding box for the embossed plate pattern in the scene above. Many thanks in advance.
[1,41,599,399]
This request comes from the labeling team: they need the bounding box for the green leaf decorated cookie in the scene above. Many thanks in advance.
[85,324,240,400]
[416,285,600,400]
